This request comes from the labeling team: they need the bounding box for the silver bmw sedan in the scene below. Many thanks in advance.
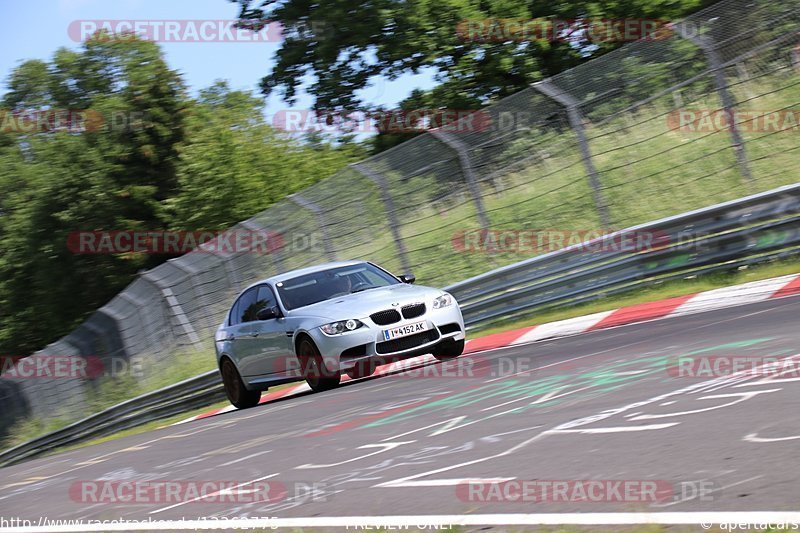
[215,260,466,408]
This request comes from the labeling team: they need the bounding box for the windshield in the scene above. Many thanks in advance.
[276,263,400,311]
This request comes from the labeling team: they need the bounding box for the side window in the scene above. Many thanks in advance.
[232,287,258,325]
[253,285,278,320]
[229,299,241,326]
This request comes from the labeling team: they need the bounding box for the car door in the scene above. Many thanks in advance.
[243,284,295,377]
[224,287,258,374]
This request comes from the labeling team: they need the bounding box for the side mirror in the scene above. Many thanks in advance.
[398,273,416,284]
[256,305,280,320]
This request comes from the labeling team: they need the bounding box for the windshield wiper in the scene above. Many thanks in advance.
[350,285,377,293]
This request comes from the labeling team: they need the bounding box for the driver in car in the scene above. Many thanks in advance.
[330,274,352,297]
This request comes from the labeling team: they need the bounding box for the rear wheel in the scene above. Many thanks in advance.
[220,358,261,409]
[298,337,341,392]
[432,338,465,361]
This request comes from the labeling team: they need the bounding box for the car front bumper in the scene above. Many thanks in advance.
[308,303,466,372]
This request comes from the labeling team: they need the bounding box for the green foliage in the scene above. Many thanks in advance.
[1,415,74,451]
[166,81,364,230]
[233,0,713,152]
[0,36,361,357]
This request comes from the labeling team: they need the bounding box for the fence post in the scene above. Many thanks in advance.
[674,24,754,186]
[430,130,491,233]
[140,272,202,347]
[240,219,285,273]
[533,80,612,228]
[117,291,151,357]
[287,193,337,261]
[350,163,411,272]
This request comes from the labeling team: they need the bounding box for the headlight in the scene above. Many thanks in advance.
[320,319,364,335]
[432,293,453,309]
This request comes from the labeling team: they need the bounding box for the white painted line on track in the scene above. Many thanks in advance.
[148,473,279,515]
[379,477,516,487]
[550,423,680,433]
[744,433,800,443]
[217,450,271,467]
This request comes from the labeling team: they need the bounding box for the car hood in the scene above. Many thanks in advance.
[288,284,444,320]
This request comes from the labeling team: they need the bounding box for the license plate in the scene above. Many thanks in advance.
[383,321,428,341]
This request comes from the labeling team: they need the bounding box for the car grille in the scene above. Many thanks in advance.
[370,309,401,325]
[376,329,439,354]
[401,303,426,319]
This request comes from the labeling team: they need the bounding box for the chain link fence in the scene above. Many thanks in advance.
[1,0,799,439]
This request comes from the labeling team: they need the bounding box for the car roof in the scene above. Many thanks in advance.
[241,260,369,292]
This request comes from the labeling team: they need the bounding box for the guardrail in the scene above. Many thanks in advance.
[446,183,800,327]
[0,370,224,467]
[2,183,800,468]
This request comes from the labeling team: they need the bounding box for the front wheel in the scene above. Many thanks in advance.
[220,358,261,409]
[432,338,465,361]
[298,338,341,392]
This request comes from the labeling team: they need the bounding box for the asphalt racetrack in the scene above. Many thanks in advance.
[2,296,800,527]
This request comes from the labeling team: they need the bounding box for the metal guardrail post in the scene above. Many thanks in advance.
[118,291,150,342]
[350,163,411,273]
[430,130,491,233]
[240,219,285,273]
[674,24,754,186]
[140,272,202,347]
[794,39,800,72]
[171,259,219,334]
[533,80,612,229]
[287,193,337,261]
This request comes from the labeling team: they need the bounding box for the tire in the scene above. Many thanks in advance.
[220,358,261,409]
[432,338,465,361]
[298,337,341,392]
[345,360,377,380]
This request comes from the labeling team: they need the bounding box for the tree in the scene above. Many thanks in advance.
[166,81,365,231]
[0,34,187,355]
[232,0,711,112]
[0,42,363,356]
